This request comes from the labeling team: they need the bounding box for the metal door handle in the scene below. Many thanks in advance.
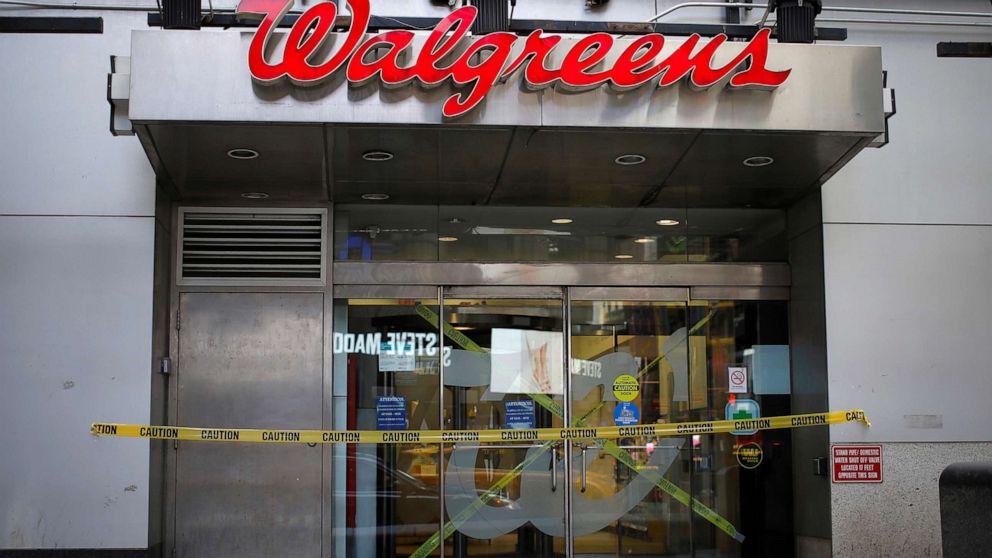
[551,445,558,492]
[579,444,587,493]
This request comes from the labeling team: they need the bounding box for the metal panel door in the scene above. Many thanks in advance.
[176,292,323,558]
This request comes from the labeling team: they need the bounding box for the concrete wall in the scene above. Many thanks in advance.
[0,10,155,550]
[830,443,992,558]
[822,1,992,556]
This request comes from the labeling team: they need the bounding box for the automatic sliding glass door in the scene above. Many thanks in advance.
[440,287,567,558]
[332,286,789,558]
[331,288,443,558]
[568,289,693,557]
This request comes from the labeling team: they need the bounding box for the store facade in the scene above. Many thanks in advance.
[3,1,992,558]
[114,3,884,556]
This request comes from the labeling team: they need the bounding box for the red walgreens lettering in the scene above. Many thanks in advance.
[235,0,791,118]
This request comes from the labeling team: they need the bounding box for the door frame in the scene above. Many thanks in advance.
[165,260,789,558]
[332,277,789,557]
[333,261,790,289]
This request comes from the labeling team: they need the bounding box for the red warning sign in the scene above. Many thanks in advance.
[832,444,882,483]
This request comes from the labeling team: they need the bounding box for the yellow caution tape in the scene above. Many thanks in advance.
[410,304,740,548]
[405,303,855,554]
[91,409,869,444]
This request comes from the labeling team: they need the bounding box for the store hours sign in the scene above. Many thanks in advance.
[235,0,792,118]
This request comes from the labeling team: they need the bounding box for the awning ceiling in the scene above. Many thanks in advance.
[126,29,885,208]
[145,123,867,208]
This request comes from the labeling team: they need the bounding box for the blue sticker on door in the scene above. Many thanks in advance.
[614,402,640,426]
[505,400,536,429]
[376,395,407,431]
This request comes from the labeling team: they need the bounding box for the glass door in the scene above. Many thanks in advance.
[567,290,793,558]
[331,287,443,558]
[440,287,567,558]
[331,285,790,558]
[568,288,694,557]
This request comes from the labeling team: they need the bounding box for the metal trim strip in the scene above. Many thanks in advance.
[333,262,791,288]
[690,286,791,301]
[570,287,689,302]
[332,285,438,299]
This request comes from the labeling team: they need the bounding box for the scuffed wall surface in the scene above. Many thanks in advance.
[0,10,155,550]
[831,443,992,558]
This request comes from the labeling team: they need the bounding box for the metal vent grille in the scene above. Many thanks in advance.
[178,208,326,286]
[469,0,509,34]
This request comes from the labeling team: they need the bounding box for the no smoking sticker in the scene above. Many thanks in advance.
[612,374,639,402]
[728,366,748,394]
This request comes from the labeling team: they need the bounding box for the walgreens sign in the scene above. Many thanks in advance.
[235,0,792,118]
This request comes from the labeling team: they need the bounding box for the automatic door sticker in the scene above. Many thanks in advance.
[376,396,407,431]
[725,398,761,435]
[736,442,763,469]
[728,366,748,394]
[614,402,640,427]
[612,374,639,402]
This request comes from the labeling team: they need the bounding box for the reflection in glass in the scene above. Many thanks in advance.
[334,205,690,263]
[332,298,442,558]
[330,296,792,557]
[570,301,693,557]
[688,301,792,558]
[334,205,787,264]
[442,298,566,557]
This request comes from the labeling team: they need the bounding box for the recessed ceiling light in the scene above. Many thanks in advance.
[551,218,573,224]
[614,254,634,260]
[361,193,390,201]
[655,219,680,226]
[614,154,647,166]
[240,192,269,200]
[362,150,394,162]
[743,156,775,167]
[634,237,655,244]
[227,148,259,160]
[439,236,459,242]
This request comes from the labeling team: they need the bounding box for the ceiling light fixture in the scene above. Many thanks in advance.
[439,236,459,242]
[362,150,394,162]
[634,237,655,244]
[445,217,466,224]
[227,148,259,160]
[361,193,390,201]
[614,154,647,166]
[742,155,775,167]
[614,254,634,260]
[655,219,680,226]
[240,192,269,200]
[551,218,573,224]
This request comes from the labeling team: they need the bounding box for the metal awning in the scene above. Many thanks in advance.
[114,29,887,207]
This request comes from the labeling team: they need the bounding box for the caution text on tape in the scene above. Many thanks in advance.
[92,409,869,444]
